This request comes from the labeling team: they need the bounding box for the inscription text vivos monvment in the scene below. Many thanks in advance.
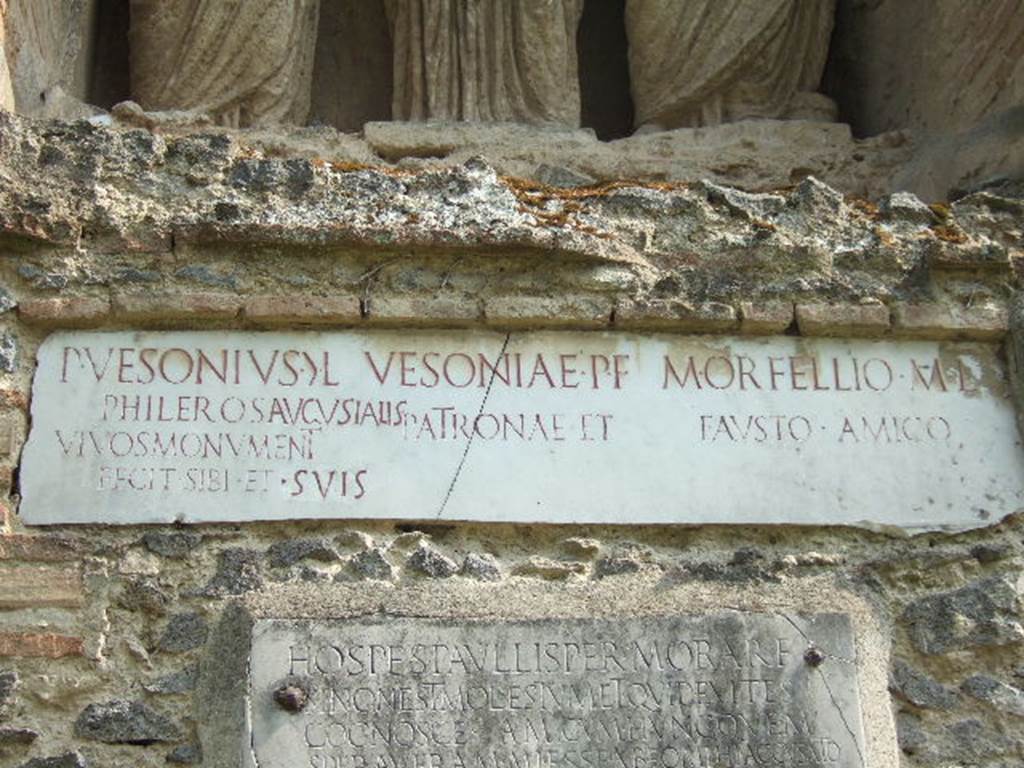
[20,330,1024,530]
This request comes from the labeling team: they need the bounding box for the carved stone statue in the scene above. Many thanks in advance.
[129,0,320,127]
[625,0,836,132]
[1,0,100,119]
[384,0,584,126]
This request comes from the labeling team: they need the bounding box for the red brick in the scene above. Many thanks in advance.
[891,302,1008,341]
[927,239,1010,272]
[738,301,794,334]
[111,291,242,321]
[0,534,80,562]
[614,300,738,332]
[365,294,481,326]
[0,564,83,608]
[484,295,612,329]
[0,632,84,658]
[18,296,110,326]
[0,415,17,458]
[795,303,890,337]
[0,389,28,412]
[245,294,361,324]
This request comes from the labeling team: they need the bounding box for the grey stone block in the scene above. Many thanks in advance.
[903,575,1024,654]
[142,531,201,558]
[889,659,959,709]
[962,674,1024,717]
[406,544,458,578]
[167,743,203,764]
[16,753,88,768]
[158,612,209,653]
[266,538,339,568]
[0,726,38,745]
[192,548,262,597]
[144,664,200,695]
[0,670,17,721]
[461,553,502,581]
[74,699,181,744]
[350,548,394,581]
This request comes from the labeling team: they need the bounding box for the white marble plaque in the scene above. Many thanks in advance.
[248,615,868,768]
[19,330,1024,530]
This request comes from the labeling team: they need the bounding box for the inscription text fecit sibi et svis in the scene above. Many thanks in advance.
[19,330,1024,529]
[248,616,867,768]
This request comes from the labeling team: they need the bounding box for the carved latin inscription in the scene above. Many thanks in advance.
[249,615,867,768]
[20,330,1024,530]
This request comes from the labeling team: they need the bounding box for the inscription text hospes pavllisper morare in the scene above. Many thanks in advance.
[249,616,868,768]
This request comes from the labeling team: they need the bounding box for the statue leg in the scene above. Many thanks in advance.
[130,0,320,127]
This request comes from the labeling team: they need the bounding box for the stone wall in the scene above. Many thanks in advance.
[0,4,1018,767]
[0,111,1020,767]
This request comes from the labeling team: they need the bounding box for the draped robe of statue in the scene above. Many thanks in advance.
[626,0,836,131]
[384,0,584,126]
[129,0,320,127]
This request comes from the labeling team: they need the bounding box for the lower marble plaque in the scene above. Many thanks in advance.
[248,615,867,768]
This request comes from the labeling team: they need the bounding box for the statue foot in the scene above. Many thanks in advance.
[111,101,214,130]
[785,93,839,123]
[632,122,667,136]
